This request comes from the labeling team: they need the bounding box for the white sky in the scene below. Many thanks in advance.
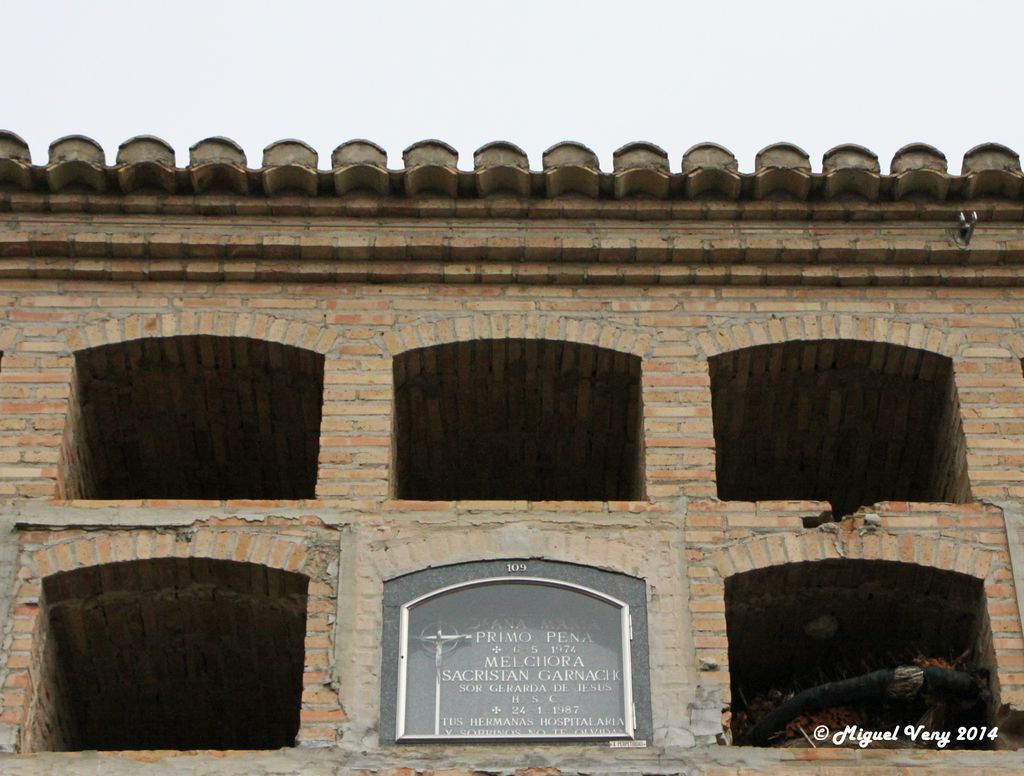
[3,0,1022,173]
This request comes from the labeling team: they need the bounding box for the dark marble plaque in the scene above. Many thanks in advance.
[394,567,635,740]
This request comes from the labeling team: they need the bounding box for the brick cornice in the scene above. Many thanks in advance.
[2,214,1024,286]
[2,136,1022,215]
[3,189,1024,222]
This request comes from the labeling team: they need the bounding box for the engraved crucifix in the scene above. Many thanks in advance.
[418,624,474,734]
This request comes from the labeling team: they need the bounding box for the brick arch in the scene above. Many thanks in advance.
[371,525,654,582]
[64,311,338,355]
[712,531,998,584]
[378,313,654,358]
[695,314,961,359]
[26,527,310,581]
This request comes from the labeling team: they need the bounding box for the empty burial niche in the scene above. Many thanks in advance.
[27,558,309,752]
[393,339,643,500]
[726,560,993,748]
[710,340,970,518]
[62,336,325,499]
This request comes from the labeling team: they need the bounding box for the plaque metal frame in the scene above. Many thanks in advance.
[395,575,635,742]
[380,559,653,745]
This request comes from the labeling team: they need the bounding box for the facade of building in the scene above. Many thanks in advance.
[0,130,1022,773]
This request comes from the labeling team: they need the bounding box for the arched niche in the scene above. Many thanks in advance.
[393,339,643,501]
[726,559,992,747]
[709,339,970,517]
[26,558,309,752]
[61,335,325,499]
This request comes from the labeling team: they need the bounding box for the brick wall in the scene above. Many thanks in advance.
[11,295,1024,506]
[1,168,1024,772]
[22,582,77,752]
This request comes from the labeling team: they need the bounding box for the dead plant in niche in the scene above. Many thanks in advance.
[731,653,991,749]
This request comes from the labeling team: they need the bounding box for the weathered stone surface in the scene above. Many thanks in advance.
[681,142,741,199]
[331,140,389,195]
[822,143,880,200]
[474,141,528,170]
[403,140,458,196]
[116,135,175,166]
[190,136,246,166]
[542,141,600,198]
[0,130,31,189]
[962,143,1023,198]
[332,139,387,169]
[474,141,530,196]
[752,142,811,200]
[115,135,176,192]
[653,725,696,754]
[262,139,319,196]
[7,132,1024,205]
[891,142,949,200]
[0,723,15,754]
[189,136,248,194]
[45,135,107,191]
[0,130,30,163]
[542,141,599,170]
[613,142,670,199]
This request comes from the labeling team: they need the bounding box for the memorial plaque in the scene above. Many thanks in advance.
[386,561,648,741]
